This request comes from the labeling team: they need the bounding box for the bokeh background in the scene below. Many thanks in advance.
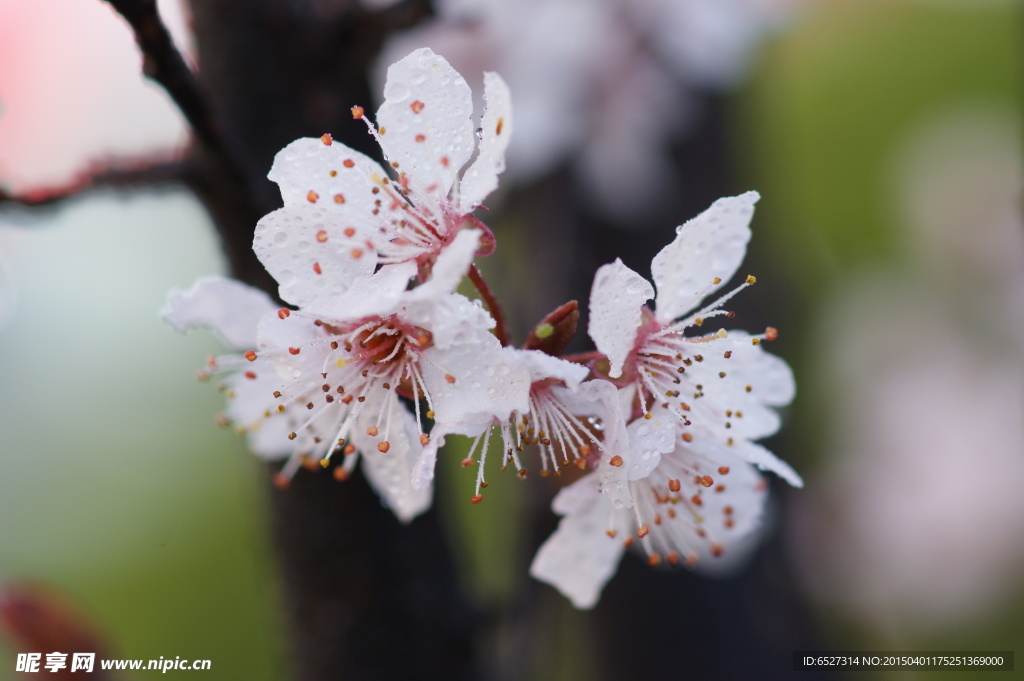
[1,0,1020,678]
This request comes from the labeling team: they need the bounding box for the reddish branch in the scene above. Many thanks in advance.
[0,156,187,208]
[468,263,512,346]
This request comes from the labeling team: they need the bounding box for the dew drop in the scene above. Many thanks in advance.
[475,127,484,141]
[384,81,411,102]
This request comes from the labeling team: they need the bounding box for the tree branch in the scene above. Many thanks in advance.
[102,0,227,159]
[0,157,188,210]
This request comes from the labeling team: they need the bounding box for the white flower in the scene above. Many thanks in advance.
[163,230,530,522]
[530,410,772,609]
[588,192,800,475]
[256,47,512,288]
[530,192,803,608]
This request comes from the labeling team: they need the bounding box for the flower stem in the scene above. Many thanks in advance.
[468,264,511,347]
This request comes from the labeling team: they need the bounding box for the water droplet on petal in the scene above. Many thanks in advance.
[384,81,411,102]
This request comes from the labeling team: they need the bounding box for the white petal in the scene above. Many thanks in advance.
[406,228,479,302]
[651,191,758,323]
[634,436,769,574]
[351,390,432,523]
[530,476,628,609]
[512,348,590,388]
[376,48,475,213]
[625,406,678,480]
[317,261,416,322]
[253,204,377,311]
[683,332,794,440]
[411,416,491,490]
[457,71,512,213]
[552,380,632,509]
[588,259,654,378]
[161,276,276,350]
[267,136,389,211]
[255,310,328,381]
[402,292,494,350]
[731,439,802,488]
[421,333,531,426]
[222,362,291,458]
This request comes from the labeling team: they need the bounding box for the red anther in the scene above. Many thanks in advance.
[306,190,319,203]
[711,543,723,557]
[718,466,730,475]
[685,554,698,568]
[409,100,425,113]
[445,374,456,384]
[377,441,390,453]
[316,230,328,243]
[637,525,649,538]
[244,350,258,362]
[715,484,725,492]
[622,537,634,548]
[496,118,504,135]
[350,248,363,259]
[244,371,257,380]
[343,227,356,238]
[415,134,426,143]
[320,133,333,145]
[606,529,618,538]
[648,554,661,566]
[312,262,322,275]
[682,432,693,443]
[666,552,680,566]
[575,458,588,470]
[350,106,364,119]
[288,432,297,440]
[366,426,379,437]
[724,506,734,515]
[725,519,735,529]
[333,467,349,481]
[579,445,591,457]
[679,402,691,411]
[343,159,355,168]
[440,156,449,167]
[419,434,430,445]
[700,475,714,487]
[278,308,291,319]
[343,443,356,455]
[288,347,301,355]
[470,494,484,504]
[333,194,345,204]
[691,494,703,506]
[765,327,779,341]
[609,455,623,467]
[461,457,474,467]
[668,479,681,492]
[273,472,291,489]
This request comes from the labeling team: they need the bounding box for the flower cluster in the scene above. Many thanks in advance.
[162,48,799,608]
